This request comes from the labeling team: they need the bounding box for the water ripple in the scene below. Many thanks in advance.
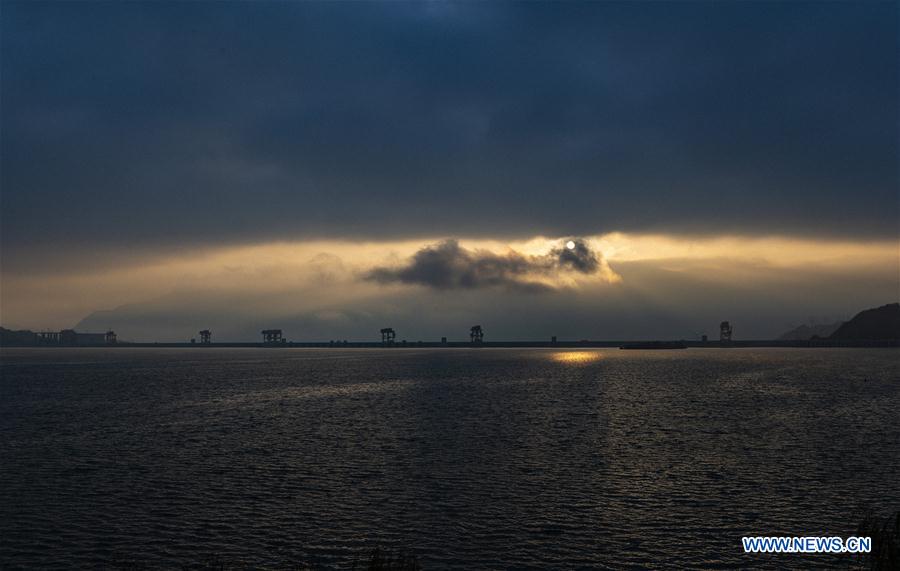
[1,347,898,569]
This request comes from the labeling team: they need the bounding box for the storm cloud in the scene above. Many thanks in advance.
[1,0,898,270]
[366,239,608,292]
[555,240,599,273]
[2,2,898,338]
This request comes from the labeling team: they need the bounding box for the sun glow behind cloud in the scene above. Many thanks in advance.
[1,233,897,333]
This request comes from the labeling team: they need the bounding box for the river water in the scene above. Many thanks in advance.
[1,347,898,569]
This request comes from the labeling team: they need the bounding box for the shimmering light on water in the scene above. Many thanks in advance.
[1,348,898,569]
[549,350,603,365]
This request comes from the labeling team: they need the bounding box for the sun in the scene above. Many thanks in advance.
[566,240,576,250]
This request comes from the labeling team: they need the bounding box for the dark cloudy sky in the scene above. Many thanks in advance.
[1,1,897,341]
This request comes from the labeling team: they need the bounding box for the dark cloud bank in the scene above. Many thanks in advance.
[366,239,600,293]
[2,1,898,267]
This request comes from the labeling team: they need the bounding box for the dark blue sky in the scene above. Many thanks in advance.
[2,1,897,260]
[1,1,899,338]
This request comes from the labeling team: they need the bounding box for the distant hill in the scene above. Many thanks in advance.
[829,303,900,340]
[777,321,843,341]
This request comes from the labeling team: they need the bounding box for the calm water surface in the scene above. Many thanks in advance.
[1,348,899,569]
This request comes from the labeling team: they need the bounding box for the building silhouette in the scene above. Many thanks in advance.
[720,321,733,342]
[262,329,284,343]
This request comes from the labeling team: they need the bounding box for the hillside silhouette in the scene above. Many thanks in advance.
[830,303,900,340]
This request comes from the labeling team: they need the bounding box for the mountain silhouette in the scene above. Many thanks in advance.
[829,303,900,340]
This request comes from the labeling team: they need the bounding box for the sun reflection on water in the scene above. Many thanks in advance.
[549,351,603,365]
